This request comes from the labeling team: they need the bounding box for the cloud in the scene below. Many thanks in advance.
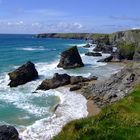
[0,20,86,33]
[109,16,140,22]
[42,22,85,33]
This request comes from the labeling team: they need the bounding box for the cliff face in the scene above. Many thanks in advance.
[36,30,140,61]
[110,29,140,44]
[109,30,140,61]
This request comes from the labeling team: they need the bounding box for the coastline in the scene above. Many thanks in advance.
[69,86,101,117]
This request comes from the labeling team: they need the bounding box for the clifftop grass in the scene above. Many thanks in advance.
[36,33,108,40]
[53,85,140,140]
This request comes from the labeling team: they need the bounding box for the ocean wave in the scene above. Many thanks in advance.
[0,73,57,117]
[21,88,88,140]
[16,46,47,51]
[67,43,87,47]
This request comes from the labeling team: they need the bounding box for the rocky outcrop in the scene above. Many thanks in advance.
[37,73,71,90]
[97,55,113,62]
[37,73,98,91]
[0,125,19,140]
[109,30,140,61]
[8,61,38,87]
[85,52,102,57]
[81,63,140,107]
[70,85,82,91]
[83,44,91,48]
[109,30,140,44]
[93,35,110,45]
[70,76,89,85]
[92,35,113,54]
[93,44,113,54]
[57,46,84,69]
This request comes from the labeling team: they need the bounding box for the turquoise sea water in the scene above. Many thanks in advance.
[0,34,123,139]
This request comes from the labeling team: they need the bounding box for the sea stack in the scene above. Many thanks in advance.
[8,61,38,87]
[57,46,84,69]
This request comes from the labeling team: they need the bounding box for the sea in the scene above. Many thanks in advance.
[0,34,123,140]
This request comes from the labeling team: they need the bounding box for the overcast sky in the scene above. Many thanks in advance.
[0,0,140,34]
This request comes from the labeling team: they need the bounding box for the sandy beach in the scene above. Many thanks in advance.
[87,99,100,116]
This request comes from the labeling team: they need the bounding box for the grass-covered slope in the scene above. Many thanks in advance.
[53,85,140,140]
[36,33,108,40]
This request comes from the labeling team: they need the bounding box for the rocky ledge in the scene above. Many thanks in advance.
[8,61,38,87]
[85,52,102,57]
[81,63,140,107]
[0,125,19,140]
[37,73,98,91]
[57,46,84,69]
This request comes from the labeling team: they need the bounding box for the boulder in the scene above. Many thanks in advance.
[8,61,38,87]
[83,44,90,48]
[97,55,113,62]
[70,76,89,85]
[57,46,84,69]
[85,52,102,57]
[88,76,98,81]
[37,73,71,90]
[70,85,82,91]
[0,125,19,140]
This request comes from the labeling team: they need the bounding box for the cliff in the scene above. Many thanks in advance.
[109,29,140,44]
[36,33,108,40]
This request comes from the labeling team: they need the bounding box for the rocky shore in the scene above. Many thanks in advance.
[81,63,140,108]
[1,29,140,140]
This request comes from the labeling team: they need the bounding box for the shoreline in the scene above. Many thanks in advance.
[70,86,101,117]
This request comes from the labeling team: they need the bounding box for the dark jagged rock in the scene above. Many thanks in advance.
[0,125,19,140]
[37,73,98,91]
[57,46,84,69]
[37,73,71,90]
[8,61,38,87]
[93,35,110,45]
[93,44,113,54]
[70,76,89,85]
[83,44,90,48]
[111,52,122,62]
[88,76,98,81]
[85,52,102,57]
[97,55,113,62]
[70,85,82,91]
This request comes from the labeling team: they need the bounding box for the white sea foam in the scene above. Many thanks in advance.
[0,72,55,117]
[67,43,87,47]
[17,46,47,51]
[21,88,88,140]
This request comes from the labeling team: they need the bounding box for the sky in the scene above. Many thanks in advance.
[0,0,140,34]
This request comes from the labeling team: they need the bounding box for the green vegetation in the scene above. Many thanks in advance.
[36,33,109,40]
[118,41,136,60]
[53,85,140,140]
